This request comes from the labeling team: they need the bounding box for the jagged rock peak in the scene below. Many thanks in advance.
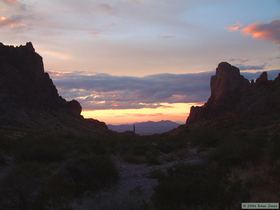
[0,42,34,51]
[0,42,108,131]
[67,100,82,116]
[276,73,280,81]
[186,62,280,125]
[25,42,35,52]
[256,72,268,86]
[215,62,240,76]
[208,62,250,106]
[0,42,81,116]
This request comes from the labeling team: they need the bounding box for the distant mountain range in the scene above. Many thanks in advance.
[108,120,180,135]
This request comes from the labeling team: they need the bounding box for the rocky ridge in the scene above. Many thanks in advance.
[0,42,106,134]
[187,62,280,124]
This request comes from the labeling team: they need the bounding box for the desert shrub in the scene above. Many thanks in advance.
[224,179,250,206]
[152,163,251,210]
[42,155,118,209]
[270,134,280,161]
[0,162,50,210]
[153,164,226,210]
[0,150,118,210]
[190,126,223,148]
[0,135,15,152]
[66,155,119,193]
[210,133,265,168]
[132,144,150,156]
[122,153,146,164]
[157,138,186,154]
[14,140,65,163]
[149,169,165,179]
[269,160,280,184]
[120,142,160,164]
[35,154,118,209]
[72,138,107,156]
[0,152,6,166]
[13,135,71,163]
[13,134,112,164]
[157,141,174,154]
[145,149,160,165]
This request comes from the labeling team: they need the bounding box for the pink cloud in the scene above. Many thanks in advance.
[226,22,242,32]
[1,0,18,4]
[242,20,280,44]
[227,20,280,44]
[0,15,25,29]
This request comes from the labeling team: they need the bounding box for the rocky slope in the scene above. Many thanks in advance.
[0,42,106,135]
[187,62,280,124]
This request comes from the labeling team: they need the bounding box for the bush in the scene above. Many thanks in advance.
[0,153,119,210]
[145,148,160,165]
[42,155,118,208]
[13,136,67,163]
[152,163,252,210]
[190,126,223,148]
[149,169,165,179]
[122,153,146,164]
[0,162,50,210]
[0,153,6,167]
[270,134,280,161]
[153,164,225,209]
[210,133,265,168]
[65,155,119,194]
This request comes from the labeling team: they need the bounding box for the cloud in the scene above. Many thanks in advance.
[38,49,72,60]
[49,69,280,110]
[51,71,212,110]
[228,58,249,63]
[97,3,116,15]
[0,15,25,29]
[159,34,176,39]
[1,0,18,5]
[227,20,280,44]
[242,20,280,44]
[226,22,242,32]
[236,63,266,71]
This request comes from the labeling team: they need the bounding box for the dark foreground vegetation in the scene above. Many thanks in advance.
[0,133,119,209]
[152,116,280,209]
[1,112,280,210]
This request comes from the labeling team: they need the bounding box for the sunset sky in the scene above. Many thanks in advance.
[1,0,279,124]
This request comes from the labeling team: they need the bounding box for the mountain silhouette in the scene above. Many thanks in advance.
[187,62,280,124]
[0,42,106,134]
[108,120,180,135]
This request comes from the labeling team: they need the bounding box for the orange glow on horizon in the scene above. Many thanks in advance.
[81,102,203,125]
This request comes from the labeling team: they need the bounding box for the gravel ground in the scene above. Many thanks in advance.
[72,148,205,210]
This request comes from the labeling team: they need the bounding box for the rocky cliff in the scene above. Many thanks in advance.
[187,62,280,124]
[0,42,106,133]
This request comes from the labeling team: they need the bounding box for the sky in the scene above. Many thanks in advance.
[1,0,280,124]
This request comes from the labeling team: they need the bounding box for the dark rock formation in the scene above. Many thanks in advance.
[187,62,280,124]
[67,100,82,116]
[255,72,268,86]
[276,73,280,81]
[85,119,108,130]
[208,62,250,108]
[0,42,66,111]
[0,42,107,132]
